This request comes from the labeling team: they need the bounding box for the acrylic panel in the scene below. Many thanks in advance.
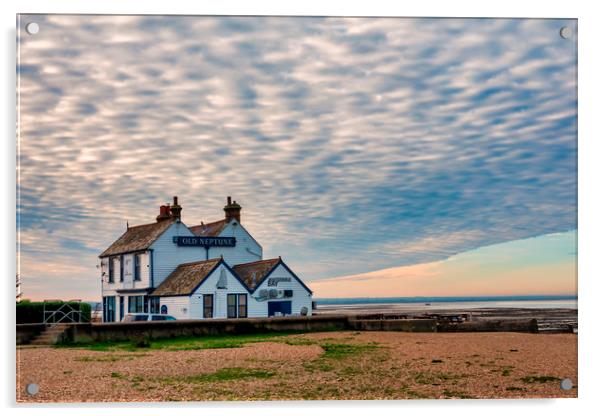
[16,15,577,402]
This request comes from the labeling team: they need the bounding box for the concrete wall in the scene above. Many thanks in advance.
[65,315,350,343]
[349,319,437,332]
[16,323,46,344]
[437,319,539,333]
[17,317,541,345]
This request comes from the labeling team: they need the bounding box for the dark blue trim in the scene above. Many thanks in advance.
[250,259,313,295]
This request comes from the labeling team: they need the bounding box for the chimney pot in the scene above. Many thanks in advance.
[170,195,182,220]
[224,196,242,223]
[157,205,171,222]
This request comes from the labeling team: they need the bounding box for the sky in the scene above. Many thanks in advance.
[16,16,577,301]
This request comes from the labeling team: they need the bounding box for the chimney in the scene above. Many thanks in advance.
[156,205,170,222]
[170,196,182,220]
[223,196,242,223]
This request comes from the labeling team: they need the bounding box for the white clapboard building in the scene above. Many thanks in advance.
[99,197,313,322]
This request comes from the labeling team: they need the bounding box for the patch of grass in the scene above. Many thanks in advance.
[110,372,125,379]
[132,337,151,348]
[510,349,519,352]
[431,359,443,363]
[62,370,72,374]
[57,331,307,352]
[177,367,275,383]
[520,375,560,384]
[502,368,513,377]
[282,338,317,346]
[320,342,380,360]
[506,386,525,391]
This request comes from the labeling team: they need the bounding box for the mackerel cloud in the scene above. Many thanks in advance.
[17,16,577,298]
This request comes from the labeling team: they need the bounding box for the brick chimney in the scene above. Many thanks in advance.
[156,205,170,222]
[170,196,182,220]
[224,196,242,223]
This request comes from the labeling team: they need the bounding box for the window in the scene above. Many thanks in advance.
[134,254,141,281]
[227,294,247,318]
[284,290,293,298]
[149,297,160,314]
[227,294,236,318]
[238,294,247,318]
[103,296,116,322]
[119,255,124,282]
[203,294,214,318]
[160,305,168,315]
[128,295,144,313]
[108,258,114,283]
[151,315,166,321]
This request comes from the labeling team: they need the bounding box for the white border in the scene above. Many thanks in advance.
[3,1,600,415]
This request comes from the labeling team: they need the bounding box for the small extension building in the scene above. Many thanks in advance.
[98,197,313,322]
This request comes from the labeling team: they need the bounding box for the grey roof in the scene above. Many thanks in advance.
[188,219,229,237]
[232,258,281,291]
[151,258,222,296]
[99,218,176,258]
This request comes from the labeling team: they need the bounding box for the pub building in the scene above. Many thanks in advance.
[98,197,313,322]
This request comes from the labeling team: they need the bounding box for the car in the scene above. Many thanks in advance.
[121,313,176,322]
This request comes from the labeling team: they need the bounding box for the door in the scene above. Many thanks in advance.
[268,301,292,317]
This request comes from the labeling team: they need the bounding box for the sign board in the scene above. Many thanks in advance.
[173,236,236,247]
[267,277,291,287]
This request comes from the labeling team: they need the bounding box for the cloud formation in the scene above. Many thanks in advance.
[17,16,577,299]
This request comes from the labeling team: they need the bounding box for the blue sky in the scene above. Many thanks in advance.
[16,16,577,300]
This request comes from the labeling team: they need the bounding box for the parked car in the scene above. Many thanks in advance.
[122,313,176,322]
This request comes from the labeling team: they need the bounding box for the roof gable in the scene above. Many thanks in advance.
[99,218,176,258]
[188,219,228,237]
[151,258,222,296]
[232,258,280,291]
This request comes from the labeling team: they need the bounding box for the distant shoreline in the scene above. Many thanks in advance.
[314,295,577,306]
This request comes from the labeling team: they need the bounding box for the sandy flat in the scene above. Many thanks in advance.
[16,331,577,402]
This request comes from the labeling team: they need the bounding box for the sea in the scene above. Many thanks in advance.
[314,295,577,310]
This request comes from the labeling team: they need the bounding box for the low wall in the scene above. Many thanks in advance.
[65,315,350,344]
[437,319,539,333]
[348,319,437,332]
[16,323,46,344]
[17,316,541,345]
